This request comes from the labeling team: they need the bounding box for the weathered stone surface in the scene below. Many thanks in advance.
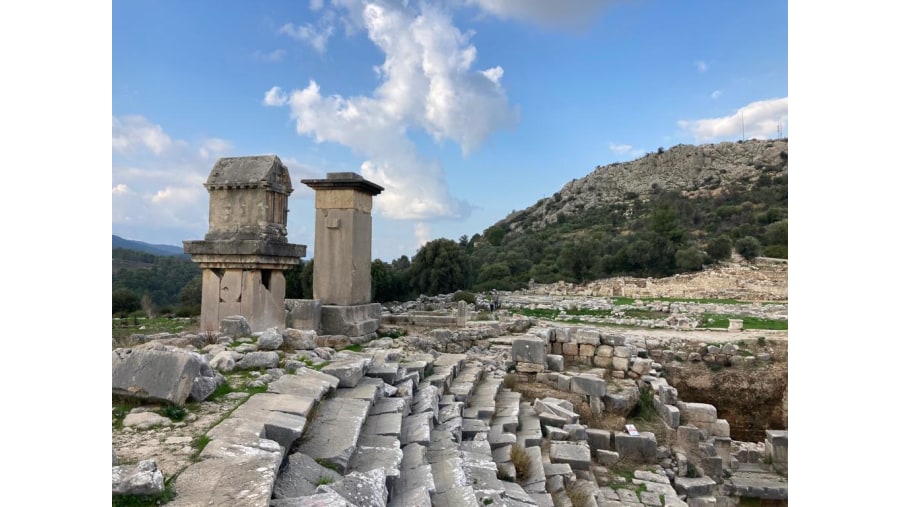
[614,432,658,464]
[512,336,547,365]
[574,328,601,346]
[112,348,203,406]
[547,354,564,372]
[674,476,717,497]
[321,357,369,388]
[533,398,580,424]
[272,452,343,499]
[297,398,371,473]
[549,441,592,470]
[122,411,172,430]
[569,374,606,397]
[235,351,280,370]
[221,315,252,337]
[284,300,322,333]
[678,402,717,423]
[318,468,388,507]
[401,412,434,446]
[282,328,318,350]
[191,371,224,402]
[257,328,284,350]
[585,428,611,452]
[267,368,338,401]
[170,437,283,507]
[112,459,165,496]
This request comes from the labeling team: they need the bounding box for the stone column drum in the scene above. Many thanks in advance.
[184,155,306,333]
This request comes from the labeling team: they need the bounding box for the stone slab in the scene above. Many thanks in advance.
[297,398,371,473]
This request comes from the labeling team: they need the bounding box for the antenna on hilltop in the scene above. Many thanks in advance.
[776,120,783,139]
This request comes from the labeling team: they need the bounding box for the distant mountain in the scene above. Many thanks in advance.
[112,235,186,257]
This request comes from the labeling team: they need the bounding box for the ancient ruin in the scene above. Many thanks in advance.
[183,156,306,333]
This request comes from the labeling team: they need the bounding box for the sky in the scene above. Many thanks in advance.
[112,0,788,262]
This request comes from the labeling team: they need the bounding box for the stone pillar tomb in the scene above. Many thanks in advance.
[301,172,384,341]
[184,155,306,332]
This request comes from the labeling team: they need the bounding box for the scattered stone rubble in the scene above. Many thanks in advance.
[112,312,786,506]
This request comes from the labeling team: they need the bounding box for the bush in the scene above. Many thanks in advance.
[705,236,733,263]
[675,246,705,272]
[510,444,531,479]
[452,290,476,304]
[735,236,761,261]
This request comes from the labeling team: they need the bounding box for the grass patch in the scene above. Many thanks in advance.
[315,458,342,472]
[162,404,187,421]
[340,344,363,353]
[566,483,593,507]
[628,388,656,422]
[112,316,199,341]
[698,313,787,330]
[190,435,211,462]
[315,476,333,486]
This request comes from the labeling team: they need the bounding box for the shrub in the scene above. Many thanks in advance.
[510,445,531,479]
[452,290,476,304]
[735,236,761,261]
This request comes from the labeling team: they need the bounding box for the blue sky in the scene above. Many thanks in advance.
[112,0,788,261]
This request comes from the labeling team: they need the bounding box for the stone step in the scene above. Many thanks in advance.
[516,403,543,448]
[401,411,434,447]
[296,397,372,474]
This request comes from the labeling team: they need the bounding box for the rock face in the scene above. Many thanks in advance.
[112,459,165,496]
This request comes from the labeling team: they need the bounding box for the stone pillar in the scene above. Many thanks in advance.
[457,300,468,327]
[301,173,384,306]
[184,155,306,333]
[301,172,384,342]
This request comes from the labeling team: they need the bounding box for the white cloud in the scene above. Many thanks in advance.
[711,89,722,100]
[253,49,287,62]
[694,60,708,73]
[112,115,227,241]
[310,0,324,11]
[678,97,788,142]
[464,0,616,30]
[264,86,289,106]
[268,1,516,221]
[609,142,643,158]
[414,222,430,247]
[112,115,175,155]
[279,18,334,54]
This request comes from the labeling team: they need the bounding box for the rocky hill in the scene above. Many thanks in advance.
[499,138,788,235]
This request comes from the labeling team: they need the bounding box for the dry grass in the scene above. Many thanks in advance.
[566,482,594,507]
[510,444,532,480]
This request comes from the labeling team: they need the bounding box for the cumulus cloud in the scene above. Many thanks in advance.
[112,115,176,155]
[112,115,225,241]
[463,0,616,30]
[694,60,708,73]
[711,89,722,100]
[267,1,516,220]
[678,97,788,142]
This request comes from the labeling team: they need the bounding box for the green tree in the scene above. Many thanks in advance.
[735,236,761,261]
[408,238,471,295]
[179,274,202,306]
[112,288,141,315]
[706,236,733,263]
[675,246,705,272]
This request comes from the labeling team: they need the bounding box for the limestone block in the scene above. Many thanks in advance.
[220,315,252,337]
[272,452,343,499]
[678,402,717,424]
[589,396,605,415]
[611,356,630,371]
[613,345,631,358]
[235,351,280,370]
[674,477,716,497]
[569,375,607,397]
[321,303,381,337]
[579,344,596,357]
[321,357,369,388]
[574,328,601,346]
[654,399,681,428]
[614,432,657,464]
[257,328,284,350]
[547,354,564,372]
[596,450,619,465]
[630,357,653,376]
[710,419,730,437]
[529,327,555,344]
[659,385,679,405]
[555,327,574,343]
[596,345,614,357]
[601,333,626,346]
[551,342,563,355]
[512,336,547,365]
[676,425,702,449]
[112,459,165,496]
[284,299,322,332]
[557,373,571,392]
[585,429,611,452]
[593,355,613,368]
[549,441,592,470]
[112,348,203,406]
[562,342,579,356]
[765,430,788,473]
[282,328,317,350]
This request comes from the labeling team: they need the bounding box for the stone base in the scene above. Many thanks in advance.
[285,299,322,332]
[321,303,381,341]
